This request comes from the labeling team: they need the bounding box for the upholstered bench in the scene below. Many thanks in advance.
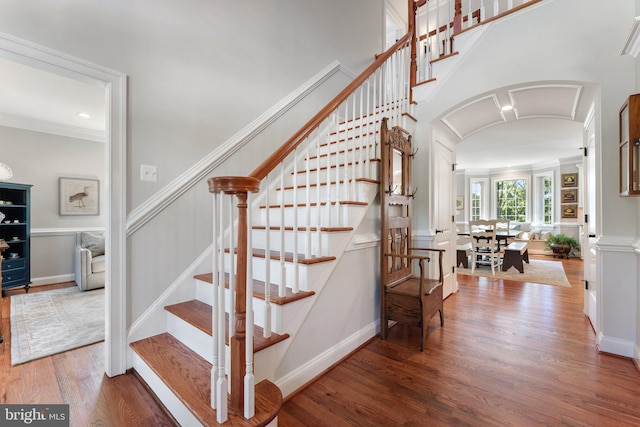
[502,241,529,273]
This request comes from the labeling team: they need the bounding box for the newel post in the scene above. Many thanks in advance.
[208,176,260,414]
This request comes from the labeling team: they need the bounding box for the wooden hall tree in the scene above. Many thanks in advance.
[379,118,444,351]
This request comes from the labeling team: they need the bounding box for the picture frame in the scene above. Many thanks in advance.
[59,177,99,216]
[561,189,578,203]
[561,173,578,187]
[456,196,464,210]
[561,204,578,218]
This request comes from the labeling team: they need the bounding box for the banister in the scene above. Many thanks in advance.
[249,30,413,181]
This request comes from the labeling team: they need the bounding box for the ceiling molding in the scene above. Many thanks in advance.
[0,111,105,142]
[620,16,640,57]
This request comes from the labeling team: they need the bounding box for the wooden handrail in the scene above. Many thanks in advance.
[249,30,413,181]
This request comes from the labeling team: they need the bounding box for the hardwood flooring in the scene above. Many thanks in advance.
[1,257,639,426]
[280,256,640,426]
[0,282,176,426]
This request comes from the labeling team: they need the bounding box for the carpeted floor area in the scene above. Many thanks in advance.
[10,286,104,365]
[457,259,571,287]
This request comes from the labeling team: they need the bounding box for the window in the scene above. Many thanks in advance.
[495,179,527,222]
[542,176,553,225]
[533,172,553,225]
[470,178,488,221]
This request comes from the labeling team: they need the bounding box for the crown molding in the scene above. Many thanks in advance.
[0,111,105,142]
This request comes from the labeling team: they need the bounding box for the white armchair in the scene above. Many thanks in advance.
[75,232,105,291]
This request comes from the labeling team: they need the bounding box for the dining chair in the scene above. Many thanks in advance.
[469,219,503,275]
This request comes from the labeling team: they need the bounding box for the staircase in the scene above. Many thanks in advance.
[127,0,543,424]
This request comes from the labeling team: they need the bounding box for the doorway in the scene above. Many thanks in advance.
[0,33,128,376]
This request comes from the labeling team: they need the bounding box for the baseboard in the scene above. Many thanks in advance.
[275,320,378,398]
[30,273,75,287]
[597,333,635,358]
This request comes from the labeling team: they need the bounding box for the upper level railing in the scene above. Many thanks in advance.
[415,0,542,83]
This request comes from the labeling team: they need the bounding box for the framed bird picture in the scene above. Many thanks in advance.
[59,177,100,215]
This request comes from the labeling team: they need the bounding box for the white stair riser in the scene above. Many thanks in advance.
[251,228,350,257]
[290,161,374,184]
[257,204,365,228]
[275,182,369,205]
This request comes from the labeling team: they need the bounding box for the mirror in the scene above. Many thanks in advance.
[392,149,403,195]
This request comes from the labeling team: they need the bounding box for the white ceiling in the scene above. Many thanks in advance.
[0,58,105,140]
[444,82,596,171]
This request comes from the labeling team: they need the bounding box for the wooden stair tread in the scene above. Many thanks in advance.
[194,273,316,306]
[164,300,290,352]
[130,333,281,426]
[250,248,335,265]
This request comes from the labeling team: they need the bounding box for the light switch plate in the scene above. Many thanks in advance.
[140,164,158,182]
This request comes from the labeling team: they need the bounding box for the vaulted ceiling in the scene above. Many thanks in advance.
[444,82,596,171]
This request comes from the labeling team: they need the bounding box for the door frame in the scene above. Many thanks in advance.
[0,32,128,376]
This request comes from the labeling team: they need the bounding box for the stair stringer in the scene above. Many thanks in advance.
[273,193,381,397]
[413,24,490,103]
[222,182,379,382]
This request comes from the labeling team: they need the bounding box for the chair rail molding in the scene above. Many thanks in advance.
[620,16,640,57]
[126,60,357,236]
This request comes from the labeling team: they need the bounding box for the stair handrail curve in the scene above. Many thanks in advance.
[207,19,415,423]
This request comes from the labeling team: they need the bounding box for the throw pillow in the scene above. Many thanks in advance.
[519,222,531,232]
[81,232,105,257]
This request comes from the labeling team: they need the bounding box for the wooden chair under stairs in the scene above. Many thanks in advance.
[379,118,444,351]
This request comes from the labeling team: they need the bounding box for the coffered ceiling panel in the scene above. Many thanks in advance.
[508,84,582,120]
[441,95,506,139]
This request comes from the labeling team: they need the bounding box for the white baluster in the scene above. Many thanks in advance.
[211,192,218,409]
[445,0,450,56]
[343,99,350,203]
[508,0,513,10]
[215,194,227,424]
[228,200,235,338]
[244,192,255,419]
[334,106,342,227]
[468,0,473,28]
[292,147,300,295]
[279,163,286,298]
[305,135,312,259]
[326,114,334,228]
[358,85,364,186]
[480,0,486,22]
[263,175,272,338]
[436,0,441,57]
[365,75,371,181]
[493,0,498,17]
[315,128,323,256]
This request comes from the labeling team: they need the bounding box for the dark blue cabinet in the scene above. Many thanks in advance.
[0,182,32,291]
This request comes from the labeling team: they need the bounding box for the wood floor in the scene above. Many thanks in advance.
[279,256,640,426]
[1,256,639,426]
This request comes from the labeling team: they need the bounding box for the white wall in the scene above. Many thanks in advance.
[0,126,105,284]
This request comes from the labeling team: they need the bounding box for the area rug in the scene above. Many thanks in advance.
[457,259,571,287]
[10,286,104,365]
